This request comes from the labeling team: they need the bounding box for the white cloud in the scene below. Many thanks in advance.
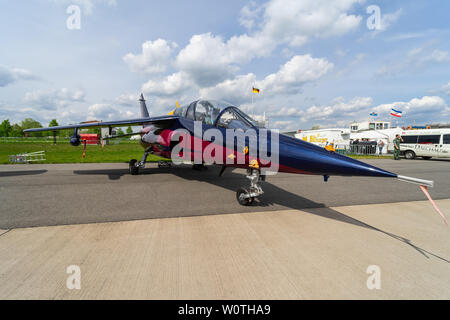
[374,96,448,117]
[199,55,333,104]
[0,66,36,87]
[175,33,243,87]
[437,83,450,96]
[261,54,334,94]
[300,96,373,123]
[129,0,362,89]
[378,9,402,32]
[87,103,135,121]
[377,46,450,77]
[141,72,193,97]
[368,8,402,37]
[261,0,363,46]
[123,39,177,74]
[239,1,264,30]
[199,74,256,105]
[24,88,85,110]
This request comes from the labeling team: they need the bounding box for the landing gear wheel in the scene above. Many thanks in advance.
[236,188,254,206]
[405,151,416,160]
[129,159,139,175]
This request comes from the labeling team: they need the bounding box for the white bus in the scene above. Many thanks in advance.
[400,129,450,159]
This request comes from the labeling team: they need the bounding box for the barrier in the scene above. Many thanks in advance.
[9,151,46,163]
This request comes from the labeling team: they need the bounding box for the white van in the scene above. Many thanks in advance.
[400,129,450,159]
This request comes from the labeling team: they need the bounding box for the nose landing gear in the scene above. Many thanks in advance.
[236,169,264,206]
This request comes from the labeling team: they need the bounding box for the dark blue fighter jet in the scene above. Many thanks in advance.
[25,94,434,207]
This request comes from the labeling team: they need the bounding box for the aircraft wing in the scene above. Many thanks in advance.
[23,115,179,133]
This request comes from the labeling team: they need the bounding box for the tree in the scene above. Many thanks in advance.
[87,127,101,135]
[311,125,321,130]
[49,119,59,127]
[0,119,12,137]
[49,119,59,144]
[126,126,133,134]
[116,128,125,136]
[21,118,43,137]
[10,123,24,137]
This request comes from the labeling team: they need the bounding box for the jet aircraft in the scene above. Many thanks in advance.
[24,94,437,208]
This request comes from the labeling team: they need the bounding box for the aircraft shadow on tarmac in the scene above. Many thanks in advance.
[0,170,47,177]
[74,166,449,263]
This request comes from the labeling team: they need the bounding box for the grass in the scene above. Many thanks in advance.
[1,141,393,164]
[346,154,392,159]
[0,141,164,164]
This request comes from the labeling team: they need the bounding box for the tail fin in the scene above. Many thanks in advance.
[139,93,150,118]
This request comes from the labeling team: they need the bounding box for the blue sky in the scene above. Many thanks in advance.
[1,0,450,130]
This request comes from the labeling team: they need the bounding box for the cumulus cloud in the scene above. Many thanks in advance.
[24,88,86,110]
[299,96,373,123]
[126,0,362,89]
[199,74,256,105]
[87,103,135,121]
[0,66,36,87]
[199,55,333,104]
[141,72,193,97]
[261,55,333,94]
[373,96,448,117]
[261,0,363,46]
[123,39,177,74]
[175,33,246,87]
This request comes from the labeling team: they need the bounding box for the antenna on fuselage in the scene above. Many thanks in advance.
[139,93,150,118]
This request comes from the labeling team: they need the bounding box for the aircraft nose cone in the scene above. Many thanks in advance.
[278,135,397,178]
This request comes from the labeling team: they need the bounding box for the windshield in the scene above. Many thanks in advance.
[192,100,261,128]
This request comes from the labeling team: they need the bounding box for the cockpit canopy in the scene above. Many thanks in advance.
[173,99,262,129]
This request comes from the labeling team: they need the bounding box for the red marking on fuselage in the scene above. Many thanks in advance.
[138,127,314,175]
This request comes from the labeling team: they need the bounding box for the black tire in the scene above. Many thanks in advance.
[404,150,415,160]
[129,159,139,175]
[422,157,432,160]
[236,188,254,206]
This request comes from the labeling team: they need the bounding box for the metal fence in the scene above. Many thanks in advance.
[348,142,378,155]
[0,137,70,144]
[9,151,46,163]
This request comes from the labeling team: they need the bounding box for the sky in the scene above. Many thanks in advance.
[1,0,450,131]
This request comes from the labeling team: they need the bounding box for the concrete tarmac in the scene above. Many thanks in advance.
[0,159,449,229]
[0,200,449,299]
[0,160,449,299]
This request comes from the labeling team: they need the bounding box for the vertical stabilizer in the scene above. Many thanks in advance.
[139,93,150,118]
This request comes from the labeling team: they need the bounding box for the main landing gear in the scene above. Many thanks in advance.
[129,146,152,175]
[236,169,265,206]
